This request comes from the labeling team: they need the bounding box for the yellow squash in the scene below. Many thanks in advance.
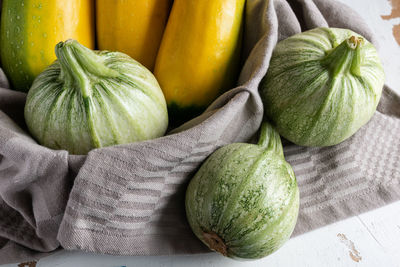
[154,0,246,124]
[96,0,172,71]
[0,0,95,91]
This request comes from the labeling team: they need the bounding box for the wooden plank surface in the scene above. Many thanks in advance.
[381,0,400,45]
[344,0,400,90]
[4,0,400,266]
[5,201,399,267]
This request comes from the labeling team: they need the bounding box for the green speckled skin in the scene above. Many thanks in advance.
[24,40,168,155]
[260,28,385,146]
[185,123,299,259]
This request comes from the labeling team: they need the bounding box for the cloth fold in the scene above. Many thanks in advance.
[0,0,399,264]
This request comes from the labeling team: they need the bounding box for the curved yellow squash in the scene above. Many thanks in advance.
[154,0,246,123]
[0,0,95,91]
[96,0,172,71]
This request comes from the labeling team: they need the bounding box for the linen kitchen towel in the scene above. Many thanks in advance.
[0,0,399,264]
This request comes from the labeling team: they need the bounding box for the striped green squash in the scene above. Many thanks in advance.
[260,27,385,147]
[24,39,168,155]
[185,122,299,260]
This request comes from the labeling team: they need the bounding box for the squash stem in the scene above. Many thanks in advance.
[55,39,118,97]
[56,40,91,97]
[321,36,364,77]
[257,122,284,157]
[67,39,119,78]
[55,40,104,148]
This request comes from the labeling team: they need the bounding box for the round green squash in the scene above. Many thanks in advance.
[185,122,299,260]
[260,27,385,146]
[24,39,168,155]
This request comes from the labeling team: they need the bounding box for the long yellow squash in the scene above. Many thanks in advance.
[154,0,246,124]
[0,0,95,91]
[96,0,172,71]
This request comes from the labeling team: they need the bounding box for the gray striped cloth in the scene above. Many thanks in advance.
[0,0,399,264]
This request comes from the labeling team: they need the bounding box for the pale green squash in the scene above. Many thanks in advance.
[185,122,299,260]
[260,27,385,146]
[24,39,168,155]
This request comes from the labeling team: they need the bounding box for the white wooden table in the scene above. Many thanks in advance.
[20,201,400,267]
[4,0,400,266]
